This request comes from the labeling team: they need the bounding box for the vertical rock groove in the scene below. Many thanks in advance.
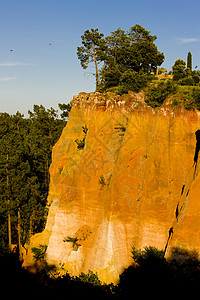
[164,129,200,256]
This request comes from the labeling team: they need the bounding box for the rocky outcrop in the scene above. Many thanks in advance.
[24,91,200,284]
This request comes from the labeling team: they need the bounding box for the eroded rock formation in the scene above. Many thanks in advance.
[24,91,200,283]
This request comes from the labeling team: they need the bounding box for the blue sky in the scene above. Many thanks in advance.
[0,0,200,115]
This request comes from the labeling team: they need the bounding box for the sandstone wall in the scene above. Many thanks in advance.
[24,92,200,283]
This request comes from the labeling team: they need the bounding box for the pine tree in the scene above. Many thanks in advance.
[77,28,105,90]
[0,105,66,255]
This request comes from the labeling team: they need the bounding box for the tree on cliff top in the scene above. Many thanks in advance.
[101,25,164,93]
[172,59,187,81]
[172,57,200,86]
[77,25,165,93]
[77,28,105,91]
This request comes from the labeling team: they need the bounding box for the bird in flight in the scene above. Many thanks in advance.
[49,43,52,46]
[10,49,14,52]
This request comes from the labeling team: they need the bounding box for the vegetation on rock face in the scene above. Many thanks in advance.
[75,125,88,150]
[31,244,47,262]
[63,236,81,251]
[99,175,106,189]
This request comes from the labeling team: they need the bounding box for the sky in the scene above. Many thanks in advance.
[0,0,200,116]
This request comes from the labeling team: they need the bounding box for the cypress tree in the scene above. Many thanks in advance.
[187,51,192,71]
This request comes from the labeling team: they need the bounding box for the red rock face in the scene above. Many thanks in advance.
[23,92,200,283]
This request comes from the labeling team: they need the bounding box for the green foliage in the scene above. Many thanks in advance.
[77,28,105,89]
[145,80,200,111]
[79,270,102,286]
[99,175,106,189]
[78,24,165,94]
[119,70,150,94]
[114,123,126,132]
[131,246,165,264]
[99,68,122,91]
[82,124,88,135]
[75,125,88,150]
[0,105,66,252]
[179,77,195,86]
[75,137,86,150]
[187,51,192,71]
[63,236,80,251]
[176,86,200,110]
[172,59,187,81]
[191,88,200,110]
[145,80,177,108]
[172,58,200,86]
[118,246,200,297]
[192,70,200,85]
[31,244,47,262]
[77,29,104,69]
[58,103,72,120]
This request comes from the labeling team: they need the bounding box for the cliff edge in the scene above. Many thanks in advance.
[23,91,200,284]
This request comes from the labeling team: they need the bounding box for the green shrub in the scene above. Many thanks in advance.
[177,86,200,110]
[178,77,195,86]
[79,270,102,286]
[145,80,177,108]
[99,175,106,189]
[115,124,126,131]
[192,88,200,110]
[75,125,88,150]
[63,236,80,251]
[102,68,122,90]
[75,136,86,150]
[31,244,47,262]
[119,70,149,94]
[131,246,165,265]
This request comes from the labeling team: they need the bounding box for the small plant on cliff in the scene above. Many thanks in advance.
[79,270,102,286]
[99,175,106,189]
[63,236,81,251]
[114,123,126,132]
[75,125,88,150]
[31,244,47,262]
[75,136,86,150]
[82,124,88,135]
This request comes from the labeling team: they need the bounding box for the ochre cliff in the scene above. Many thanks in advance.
[24,91,200,284]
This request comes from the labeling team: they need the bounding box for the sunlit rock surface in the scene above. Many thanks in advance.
[24,91,200,283]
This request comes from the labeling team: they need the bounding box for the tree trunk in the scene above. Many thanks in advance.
[92,41,98,90]
[8,206,11,250]
[29,213,33,238]
[6,155,12,250]
[45,158,49,191]
[18,208,22,260]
